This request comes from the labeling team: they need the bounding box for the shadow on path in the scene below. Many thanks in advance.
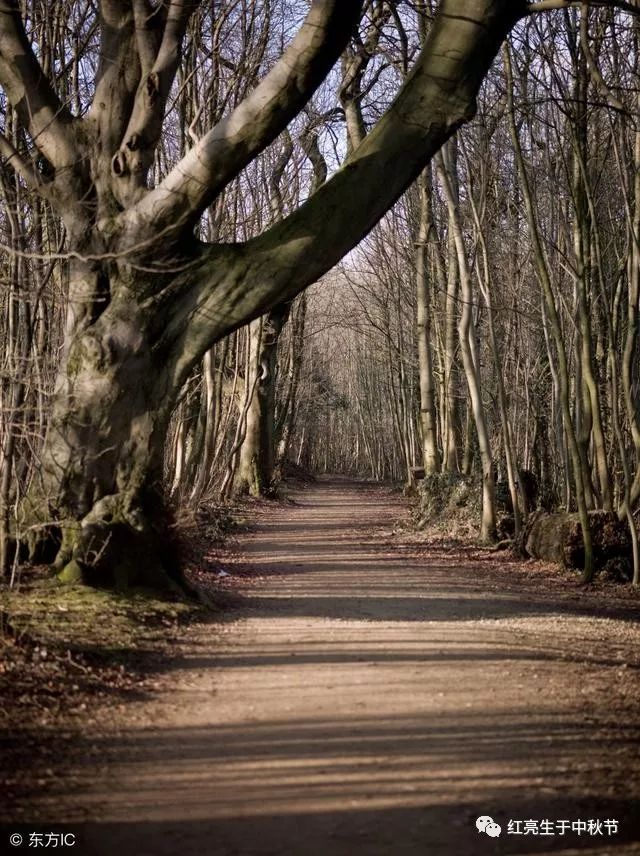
[15,480,640,855]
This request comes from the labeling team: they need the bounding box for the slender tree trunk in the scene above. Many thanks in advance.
[505,44,594,581]
[234,306,289,496]
[276,295,307,466]
[436,152,496,541]
[442,147,461,473]
[467,174,522,536]
[415,169,441,474]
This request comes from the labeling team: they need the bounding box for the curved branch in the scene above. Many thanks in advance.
[165,0,524,385]
[527,0,640,14]
[114,0,200,191]
[0,0,78,170]
[125,0,363,236]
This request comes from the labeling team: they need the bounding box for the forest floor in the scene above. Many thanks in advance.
[3,478,640,855]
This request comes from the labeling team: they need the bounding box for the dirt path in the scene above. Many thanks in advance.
[25,481,640,854]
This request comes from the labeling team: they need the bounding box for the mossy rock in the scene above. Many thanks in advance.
[57,559,84,584]
[414,472,481,529]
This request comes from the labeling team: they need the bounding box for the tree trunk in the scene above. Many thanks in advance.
[234,307,288,496]
[22,271,181,589]
[442,149,462,474]
[276,295,307,467]
[436,150,496,541]
[415,169,441,474]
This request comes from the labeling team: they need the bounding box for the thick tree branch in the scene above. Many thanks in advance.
[0,0,78,171]
[113,0,199,195]
[89,1,142,162]
[124,0,363,237]
[132,0,163,76]
[164,0,524,385]
[527,0,640,14]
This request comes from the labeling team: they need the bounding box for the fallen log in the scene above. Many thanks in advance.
[522,510,632,580]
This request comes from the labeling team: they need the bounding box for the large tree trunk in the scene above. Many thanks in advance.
[22,270,181,588]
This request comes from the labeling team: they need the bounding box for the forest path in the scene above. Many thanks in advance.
[56,480,640,853]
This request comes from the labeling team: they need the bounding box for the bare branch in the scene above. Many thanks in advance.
[340,0,391,151]
[0,0,78,170]
[0,131,54,199]
[167,0,521,371]
[125,0,363,237]
[113,0,200,195]
[269,131,294,222]
[527,0,640,15]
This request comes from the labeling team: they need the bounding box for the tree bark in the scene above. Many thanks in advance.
[415,169,441,474]
[436,151,497,541]
[234,307,289,496]
[21,272,183,587]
